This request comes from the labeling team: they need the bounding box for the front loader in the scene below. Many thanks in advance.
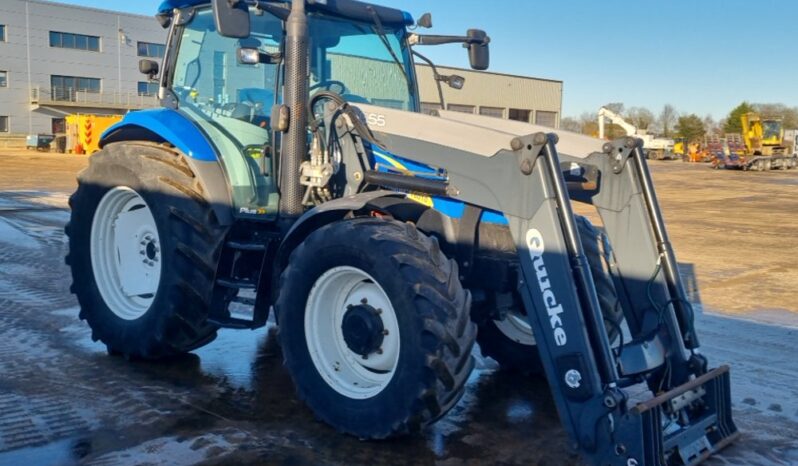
[65,1,739,464]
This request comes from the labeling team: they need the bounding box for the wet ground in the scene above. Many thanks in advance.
[0,151,797,465]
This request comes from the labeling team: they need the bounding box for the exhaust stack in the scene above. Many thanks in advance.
[279,0,309,221]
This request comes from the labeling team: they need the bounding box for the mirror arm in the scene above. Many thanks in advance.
[412,50,445,109]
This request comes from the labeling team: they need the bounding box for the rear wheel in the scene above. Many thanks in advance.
[66,142,227,358]
[276,218,476,438]
[477,215,623,374]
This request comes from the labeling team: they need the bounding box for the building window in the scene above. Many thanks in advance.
[0,116,8,133]
[509,109,531,123]
[137,41,165,58]
[479,106,504,119]
[0,71,7,88]
[0,25,6,42]
[420,102,442,115]
[137,81,159,96]
[447,104,475,114]
[51,75,101,100]
[49,31,100,51]
[535,111,558,128]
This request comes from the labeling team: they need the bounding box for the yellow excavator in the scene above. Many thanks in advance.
[741,113,796,169]
[715,113,797,170]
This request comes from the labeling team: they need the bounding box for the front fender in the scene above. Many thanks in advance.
[100,109,217,162]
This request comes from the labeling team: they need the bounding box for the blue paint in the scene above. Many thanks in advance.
[101,109,217,162]
[371,148,508,225]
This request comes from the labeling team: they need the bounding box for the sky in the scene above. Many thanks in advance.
[50,0,798,120]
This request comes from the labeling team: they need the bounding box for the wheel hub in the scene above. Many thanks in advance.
[341,303,385,357]
[139,234,160,266]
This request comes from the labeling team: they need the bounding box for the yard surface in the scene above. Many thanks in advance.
[0,149,796,465]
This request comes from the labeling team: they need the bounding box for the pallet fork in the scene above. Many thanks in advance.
[513,135,739,465]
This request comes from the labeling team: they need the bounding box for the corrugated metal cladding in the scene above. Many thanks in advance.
[416,64,563,128]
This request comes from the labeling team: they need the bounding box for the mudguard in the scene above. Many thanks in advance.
[276,190,459,269]
[99,109,234,225]
[100,108,217,161]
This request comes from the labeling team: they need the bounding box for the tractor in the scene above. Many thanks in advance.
[65,1,738,464]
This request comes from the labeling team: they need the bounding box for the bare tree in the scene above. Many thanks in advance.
[703,115,718,137]
[560,117,582,133]
[658,104,678,138]
[753,103,798,129]
[604,102,625,115]
[579,112,598,136]
[627,107,655,130]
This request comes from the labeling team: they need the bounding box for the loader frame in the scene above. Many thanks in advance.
[348,99,739,464]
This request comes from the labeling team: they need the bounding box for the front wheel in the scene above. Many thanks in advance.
[477,215,623,374]
[276,218,476,439]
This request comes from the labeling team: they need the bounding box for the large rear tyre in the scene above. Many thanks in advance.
[477,215,623,374]
[276,218,476,438]
[66,142,227,359]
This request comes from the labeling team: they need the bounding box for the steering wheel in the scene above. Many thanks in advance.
[309,80,347,95]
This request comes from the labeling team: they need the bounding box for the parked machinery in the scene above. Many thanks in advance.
[65,1,739,464]
[716,113,797,170]
[65,114,123,155]
[598,107,675,160]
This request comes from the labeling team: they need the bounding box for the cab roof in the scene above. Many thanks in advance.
[157,0,414,27]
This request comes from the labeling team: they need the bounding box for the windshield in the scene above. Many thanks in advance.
[308,14,417,111]
[762,120,782,141]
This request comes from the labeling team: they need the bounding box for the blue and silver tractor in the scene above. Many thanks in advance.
[66,1,739,464]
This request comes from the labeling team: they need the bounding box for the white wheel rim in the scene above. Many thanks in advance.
[90,186,162,320]
[494,311,536,346]
[305,266,400,399]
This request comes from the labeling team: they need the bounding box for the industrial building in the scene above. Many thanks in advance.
[0,0,165,140]
[0,0,562,143]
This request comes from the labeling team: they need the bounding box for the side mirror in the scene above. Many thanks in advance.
[212,0,250,39]
[437,74,465,90]
[139,59,159,79]
[417,13,433,29]
[466,29,490,71]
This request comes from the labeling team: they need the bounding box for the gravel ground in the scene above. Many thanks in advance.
[0,151,796,465]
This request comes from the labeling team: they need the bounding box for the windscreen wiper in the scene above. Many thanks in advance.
[365,6,408,81]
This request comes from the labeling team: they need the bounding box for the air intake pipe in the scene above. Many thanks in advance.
[279,0,309,222]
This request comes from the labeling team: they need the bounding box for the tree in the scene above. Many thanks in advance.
[560,117,581,133]
[604,102,625,115]
[627,107,655,130]
[703,114,719,136]
[658,104,678,137]
[676,114,706,142]
[753,103,798,129]
[724,102,755,134]
[579,112,598,136]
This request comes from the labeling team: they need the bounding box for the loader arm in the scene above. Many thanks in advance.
[350,104,738,466]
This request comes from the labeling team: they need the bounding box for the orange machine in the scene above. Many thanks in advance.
[66,114,123,154]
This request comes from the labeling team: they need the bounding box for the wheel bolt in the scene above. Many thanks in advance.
[360,298,368,304]
[376,348,383,355]
[383,329,389,336]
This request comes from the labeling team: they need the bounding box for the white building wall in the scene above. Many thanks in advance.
[0,0,166,136]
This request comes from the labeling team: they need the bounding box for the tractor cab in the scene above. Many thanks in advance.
[158,2,417,217]
[143,0,488,220]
